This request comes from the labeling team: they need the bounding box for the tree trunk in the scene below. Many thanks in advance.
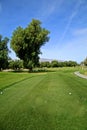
[29,67,33,72]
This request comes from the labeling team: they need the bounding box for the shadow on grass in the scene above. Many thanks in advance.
[0,76,35,93]
[0,69,56,93]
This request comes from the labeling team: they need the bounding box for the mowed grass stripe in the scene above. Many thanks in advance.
[0,70,87,130]
[0,73,46,126]
[0,72,31,90]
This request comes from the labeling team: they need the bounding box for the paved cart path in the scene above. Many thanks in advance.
[74,71,87,79]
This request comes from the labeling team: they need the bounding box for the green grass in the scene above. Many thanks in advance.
[0,68,87,130]
[79,67,87,75]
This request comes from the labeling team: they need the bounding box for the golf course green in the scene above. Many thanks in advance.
[0,68,87,130]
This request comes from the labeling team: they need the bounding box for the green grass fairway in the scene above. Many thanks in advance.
[0,68,87,130]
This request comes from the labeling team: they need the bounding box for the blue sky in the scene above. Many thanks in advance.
[0,0,87,63]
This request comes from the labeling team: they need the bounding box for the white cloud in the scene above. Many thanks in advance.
[54,37,87,62]
[38,0,64,19]
[59,0,83,43]
[73,28,87,36]
[41,36,87,62]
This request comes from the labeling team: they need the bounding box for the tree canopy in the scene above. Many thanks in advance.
[0,35,9,70]
[11,19,50,71]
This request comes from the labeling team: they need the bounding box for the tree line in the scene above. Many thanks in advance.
[40,60,78,68]
[6,59,78,71]
[0,19,87,71]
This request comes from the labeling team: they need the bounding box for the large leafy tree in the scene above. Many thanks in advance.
[11,19,50,71]
[0,35,9,70]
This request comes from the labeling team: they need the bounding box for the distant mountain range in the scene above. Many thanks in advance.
[39,58,63,62]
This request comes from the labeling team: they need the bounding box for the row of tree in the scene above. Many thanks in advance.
[6,59,78,71]
[8,60,23,70]
[2,57,87,71]
[40,60,78,68]
[8,59,87,71]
